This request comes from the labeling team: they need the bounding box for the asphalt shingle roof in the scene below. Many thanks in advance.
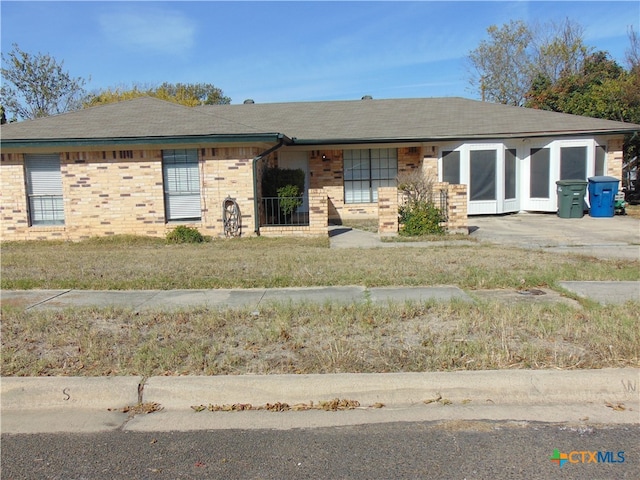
[2,96,638,145]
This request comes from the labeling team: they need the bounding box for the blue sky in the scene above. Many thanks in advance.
[1,1,638,104]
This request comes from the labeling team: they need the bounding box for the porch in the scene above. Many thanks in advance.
[257,184,468,237]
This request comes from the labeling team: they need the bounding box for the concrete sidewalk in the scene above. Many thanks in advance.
[2,281,638,311]
[1,285,474,312]
[2,369,639,433]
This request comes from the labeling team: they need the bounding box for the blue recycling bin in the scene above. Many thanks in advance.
[587,176,619,218]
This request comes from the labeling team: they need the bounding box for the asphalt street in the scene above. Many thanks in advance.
[2,420,638,480]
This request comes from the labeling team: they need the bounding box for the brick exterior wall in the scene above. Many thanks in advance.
[0,153,29,239]
[1,147,261,241]
[309,147,421,223]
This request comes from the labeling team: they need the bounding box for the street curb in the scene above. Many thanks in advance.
[2,369,637,412]
[1,376,142,410]
[142,369,640,409]
[2,370,638,433]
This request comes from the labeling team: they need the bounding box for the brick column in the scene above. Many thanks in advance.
[446,184,468,234]
[308,188,328,235]
[377,186,398,234]
[606,137,624,179]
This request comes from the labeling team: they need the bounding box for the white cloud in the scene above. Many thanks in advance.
[99,6,195,55]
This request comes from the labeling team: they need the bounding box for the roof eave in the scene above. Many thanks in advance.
[0,133,289,149]
[291,128,639,145]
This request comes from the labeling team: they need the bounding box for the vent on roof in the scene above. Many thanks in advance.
[243,99,255,104]
[361,95,373,100]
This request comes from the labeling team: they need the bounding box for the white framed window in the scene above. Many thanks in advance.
[344,148,397,203]
[24,154,64,225]
[530,147,551,198]
[162,149,201,221]
[505,148,517,200]
[560,146,588,180]
[442,150,461,184]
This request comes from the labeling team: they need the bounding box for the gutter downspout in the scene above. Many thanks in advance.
[252,135,291,235]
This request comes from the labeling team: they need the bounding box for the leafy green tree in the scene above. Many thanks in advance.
[526,52,639,123]
[1,105,7,125]
[0,44,87,121]
[84,82,231,107]
[526,50,640,171]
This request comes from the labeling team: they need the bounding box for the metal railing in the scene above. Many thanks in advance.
[439,188,449,222]
[261,197,309,226]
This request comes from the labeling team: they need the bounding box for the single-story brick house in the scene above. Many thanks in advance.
[1,96,638,241]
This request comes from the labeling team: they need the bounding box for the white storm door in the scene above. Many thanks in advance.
[523,147,555,212]
[468,148,499,215]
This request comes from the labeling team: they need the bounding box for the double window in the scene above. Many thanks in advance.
[162,149,201,221]
[344,148,397,203]
[25,154,65,225]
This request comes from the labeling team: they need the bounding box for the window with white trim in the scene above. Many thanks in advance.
[344,148,397,203]
[560,146,587,180]
[162,149,201,221]
[530,147,550,198]
[442,150,461,184]
[24,154,65,225]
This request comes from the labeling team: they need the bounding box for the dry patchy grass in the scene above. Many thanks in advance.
[2,300,638,377]
[1,236,637,291]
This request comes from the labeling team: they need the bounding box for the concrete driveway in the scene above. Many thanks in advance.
[330,212,639,260]
[468,212,640,260]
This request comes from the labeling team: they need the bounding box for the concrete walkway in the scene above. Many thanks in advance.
[2,281,639,311]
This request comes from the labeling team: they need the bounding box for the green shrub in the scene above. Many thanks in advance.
[166,225,205,244]
[277,184,302,216]
[399,201,445,236]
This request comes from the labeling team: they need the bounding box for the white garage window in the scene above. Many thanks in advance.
[24,154,65,226]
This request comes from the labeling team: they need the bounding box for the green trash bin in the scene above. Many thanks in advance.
[556,180,587,218]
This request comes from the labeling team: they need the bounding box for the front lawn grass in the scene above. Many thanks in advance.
[2,300,638,377]
[1,235,637,290]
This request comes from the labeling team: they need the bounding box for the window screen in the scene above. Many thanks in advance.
[442,151,460,184]
[162,149,201,221]
[560,146,587,180]
[470,150,497,201]
[344,148,397,203]
[595,145,606,176]
[25,154,65,225]
[530,148,550,198]
[505,149,517,199]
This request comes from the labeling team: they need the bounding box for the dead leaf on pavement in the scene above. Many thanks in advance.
[605,401,626,411]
